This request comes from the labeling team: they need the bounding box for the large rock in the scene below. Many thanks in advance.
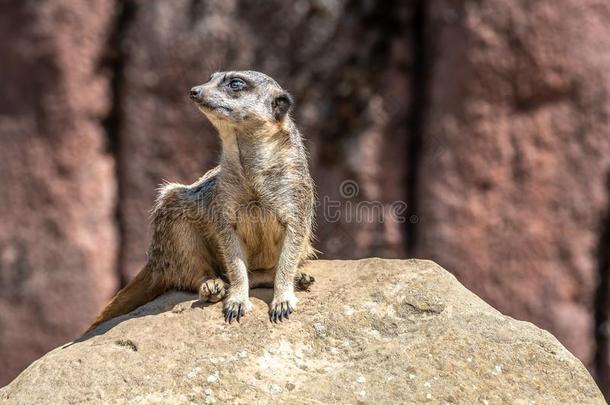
[1,259,603,404]
[0,0,118,386]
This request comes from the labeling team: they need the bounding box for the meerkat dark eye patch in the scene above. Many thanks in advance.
[226,78,247,91]
[272,93,292,120]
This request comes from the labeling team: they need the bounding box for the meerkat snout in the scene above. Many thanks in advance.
[190,86,204,100]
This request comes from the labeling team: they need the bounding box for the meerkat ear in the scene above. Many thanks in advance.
[272,92,293,121]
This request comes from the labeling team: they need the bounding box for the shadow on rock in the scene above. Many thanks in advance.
[66,288,276,346]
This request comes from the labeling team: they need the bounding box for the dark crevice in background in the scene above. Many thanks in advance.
[406,0,429,256]
[594,174,610,399]
[308,0,406,166]
[188,0,205,27]
[101,0,136,290]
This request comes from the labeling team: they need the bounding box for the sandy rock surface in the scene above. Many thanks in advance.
[1,259,604,404]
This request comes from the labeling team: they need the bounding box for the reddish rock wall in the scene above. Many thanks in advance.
[419,0,610,369]
[0,1,118,385]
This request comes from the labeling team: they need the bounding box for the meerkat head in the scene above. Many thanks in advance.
[189,70,293,132]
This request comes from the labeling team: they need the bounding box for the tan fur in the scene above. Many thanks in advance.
[87,71,315,330]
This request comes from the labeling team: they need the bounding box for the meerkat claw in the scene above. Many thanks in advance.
[223,297,252,324]
[236,304,245,322]
[223,307,232,323]
[224,305,235,323]
[269,302,294,323]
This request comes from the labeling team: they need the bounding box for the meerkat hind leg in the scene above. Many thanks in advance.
[199,278,228,303]
[294,272,315,291]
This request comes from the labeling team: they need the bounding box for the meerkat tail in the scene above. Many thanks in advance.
[85,264,164,333]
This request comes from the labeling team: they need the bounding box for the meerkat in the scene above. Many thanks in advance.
[86,70,316,331]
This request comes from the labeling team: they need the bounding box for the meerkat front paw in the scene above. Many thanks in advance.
[223,294,253,323]
[269,292,298,323]
[199,278,228,303]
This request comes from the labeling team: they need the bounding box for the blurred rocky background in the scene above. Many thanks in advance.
[0,0,609,397]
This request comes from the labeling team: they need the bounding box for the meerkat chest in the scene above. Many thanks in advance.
[234,199,285,269]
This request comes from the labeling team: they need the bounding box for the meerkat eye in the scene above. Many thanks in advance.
[227,78,246,91]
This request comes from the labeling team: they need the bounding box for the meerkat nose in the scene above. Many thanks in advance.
[190,86,203,100]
